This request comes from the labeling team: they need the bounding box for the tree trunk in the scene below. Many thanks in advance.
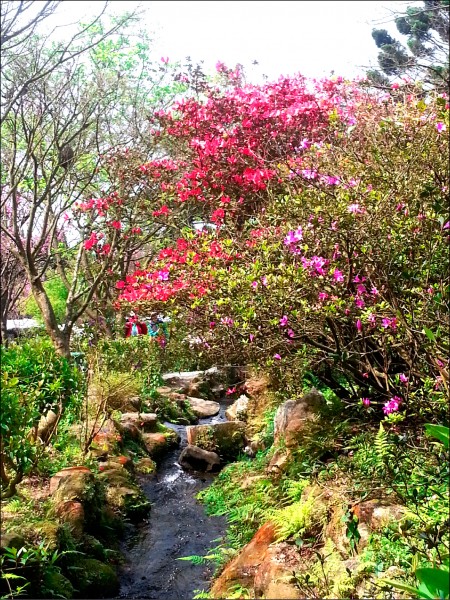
[0,317,8,347]
[29,278,71,358]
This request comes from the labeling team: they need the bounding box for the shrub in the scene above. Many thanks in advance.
[0,338,83,497]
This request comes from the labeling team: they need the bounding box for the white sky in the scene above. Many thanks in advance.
[48,0,418,81]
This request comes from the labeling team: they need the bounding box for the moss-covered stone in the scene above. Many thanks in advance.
[38,570,75,599]
[135,457,157,475]
[64,557,119,599]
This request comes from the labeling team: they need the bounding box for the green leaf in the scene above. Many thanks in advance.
[378,579,431,598]
[423,327,436,342]
[424,424,449,449]
[416,567,450,596]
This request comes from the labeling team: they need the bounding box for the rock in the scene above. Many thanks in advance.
[273,388,324,447]
[210,522,277,598]
[266,448,289,475]
[98,455,134,473]
[0,531,25,553]
[119,412,158,432]
[254,543,302,599]
[186,421,246,461]
[116,421,142,442]
[156,386,173,396]
[50,466,92,495]
[135,457,157,475]
[36,410,59,442]
[178,445,221,472]
[40,571,74,600]
[351,499,405,550]
[99,468,151,521]
[142,430,178,460]
[245,376,270,398]
[187,397,220,418]
[64,557,119,598]
[226,395,249,421]
[89,420,122,459]
[55,501,85,538]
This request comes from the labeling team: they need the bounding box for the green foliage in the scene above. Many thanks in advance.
[22,277,68,325]
[95,336,162,392]
[270,489,327,542]
[0,339,84,496]
[0,542,65,600]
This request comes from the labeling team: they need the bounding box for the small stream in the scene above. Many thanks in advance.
[116,399,233,600]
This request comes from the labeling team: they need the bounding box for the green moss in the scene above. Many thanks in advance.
[38,570,75,599]
[64,557,119,599]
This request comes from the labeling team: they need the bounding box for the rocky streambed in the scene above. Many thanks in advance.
[116,370,243,600]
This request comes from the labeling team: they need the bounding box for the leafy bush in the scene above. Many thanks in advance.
[0,338,83,497]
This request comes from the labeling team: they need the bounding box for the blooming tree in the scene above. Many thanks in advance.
[113,69,449,416]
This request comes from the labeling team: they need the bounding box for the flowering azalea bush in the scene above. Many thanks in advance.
[98,69,448,419]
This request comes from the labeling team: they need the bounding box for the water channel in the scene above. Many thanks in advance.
[116,399,233,600]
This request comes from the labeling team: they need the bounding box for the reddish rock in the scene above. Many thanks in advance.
[119,412,158,432]
[142,433,168,459]
[254,543,302,599]
[352,499,405,549]
[50,466,92,495]
[56,501,85,538]
[210,522,277,598]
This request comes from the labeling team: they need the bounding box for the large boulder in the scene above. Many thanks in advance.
[186,397,220,419]
[178,445,221,472]
[273,388,324,447]
[119,412,158,432]
[210,522,277,598]
[98,468,151,522]
[89,420,122,459]
[55,501,85,539]
[142,426,180,460]
[226,394,249,421]
[253,543,303,599]
[50,466,92,495]
[0,531,25,553]
[186,421,246,461]
[64,557,119,599]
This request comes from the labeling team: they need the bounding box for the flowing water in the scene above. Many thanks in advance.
[117,400,232,600]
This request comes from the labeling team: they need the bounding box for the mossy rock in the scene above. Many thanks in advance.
[104,485,151,522]
[65,557,119,599]
[37,569,75,599]
[98,468,131,488]
[135,457,157,475]
[79,534,106,561]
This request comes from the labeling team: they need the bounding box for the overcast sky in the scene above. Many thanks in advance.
[48,0,418,81]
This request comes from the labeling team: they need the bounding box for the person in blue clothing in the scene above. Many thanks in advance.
[147,314,169,346]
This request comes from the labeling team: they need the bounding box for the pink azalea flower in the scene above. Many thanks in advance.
[399,373,408,383]
[249,334,255,342]
[361,398,371,407]
[251,281,258,289]
[273,353,281,360]
[333,269,344,283]
[436,122,446,133]
[383,396,402,415]
[355,298,365,309]
[443,221,450,230]
[368,313,376,326]
[279,315,288,327]
[318,292,328,301]
[356,319,362,332]
[287,329,295,338]
[261,276,268,286]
